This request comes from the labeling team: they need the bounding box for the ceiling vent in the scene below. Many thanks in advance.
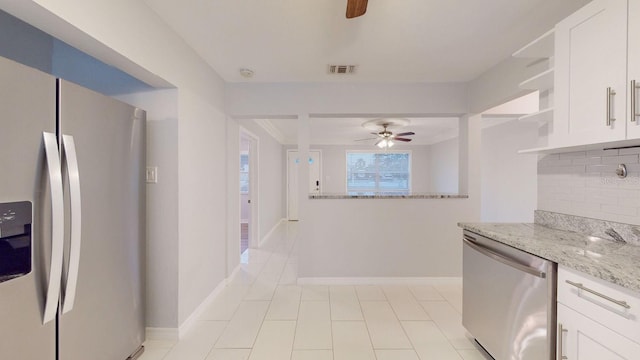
[328,65,357,74]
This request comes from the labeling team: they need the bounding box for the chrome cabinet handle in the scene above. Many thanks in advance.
[632,80,639,122]
[61,135,82,314]
[558,323,568,360]
[607,87,616,126]
[42,132,64,325]
[565,280,631,309]
[463,237,546,278]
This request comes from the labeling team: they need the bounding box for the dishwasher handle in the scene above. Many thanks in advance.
[463,237,546,279]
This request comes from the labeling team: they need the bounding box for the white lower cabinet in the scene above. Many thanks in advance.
[557,303,640,360]
[557,266,640,359]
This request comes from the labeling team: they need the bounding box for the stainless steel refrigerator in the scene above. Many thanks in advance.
[0,55,145,360]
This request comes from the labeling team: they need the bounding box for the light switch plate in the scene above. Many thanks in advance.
[146,166,158,184]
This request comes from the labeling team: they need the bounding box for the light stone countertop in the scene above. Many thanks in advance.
[458,222,640,295]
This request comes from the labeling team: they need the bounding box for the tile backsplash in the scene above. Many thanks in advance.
[538,148,640,225]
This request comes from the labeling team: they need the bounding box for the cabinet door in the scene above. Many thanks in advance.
[555,0,628,145]
[558,304,640,360]
[627,0,640,138]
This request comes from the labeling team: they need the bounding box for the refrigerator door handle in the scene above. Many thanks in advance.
[61,135,82,314]
[42,132,64,325]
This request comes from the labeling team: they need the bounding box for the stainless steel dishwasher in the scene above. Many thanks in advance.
[462,230,557,360]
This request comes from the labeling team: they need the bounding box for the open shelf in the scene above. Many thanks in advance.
[519,68,554,91]
[519,107,554,123]
[512,29,554,59]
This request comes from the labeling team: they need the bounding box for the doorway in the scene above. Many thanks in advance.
[287,150,322,221]
[240,129,259,257]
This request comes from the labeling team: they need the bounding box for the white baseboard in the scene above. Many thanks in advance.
[171,264,246,340]
[145,327,179,342]
[297,277,462,286]
[259,218,286,247]
[176,278,227,338]
[227,263,241,282]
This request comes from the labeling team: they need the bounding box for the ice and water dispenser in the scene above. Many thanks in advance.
[0,201,32,283]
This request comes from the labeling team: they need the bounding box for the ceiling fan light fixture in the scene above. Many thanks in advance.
[376,139,394,149]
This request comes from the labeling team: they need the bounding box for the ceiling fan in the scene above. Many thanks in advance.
[356,123,415,148]
[346,0,368,18]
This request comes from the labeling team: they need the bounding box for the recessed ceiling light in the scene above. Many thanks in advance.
[239,68,254,78]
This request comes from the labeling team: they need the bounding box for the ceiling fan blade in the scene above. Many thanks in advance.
[371,132,383,136]
[393,138,412,142]
[346,0,368,18]
[395,132,415,137]
[354,137,378,141]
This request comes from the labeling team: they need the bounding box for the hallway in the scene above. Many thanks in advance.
[140,222,490,360]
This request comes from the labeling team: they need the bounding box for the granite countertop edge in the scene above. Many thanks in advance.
[458,222,640,295]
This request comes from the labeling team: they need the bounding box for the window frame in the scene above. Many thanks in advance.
[345,150,412,195]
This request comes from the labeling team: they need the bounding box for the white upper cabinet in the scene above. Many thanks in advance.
[554,0,629,146]
[627,0,640,138]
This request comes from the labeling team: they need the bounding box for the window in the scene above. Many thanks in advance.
[240,153,249,194]
[346,151,411,195]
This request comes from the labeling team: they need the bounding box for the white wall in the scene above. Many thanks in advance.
[481,120,539,222]
[538,148,640,225]
[298,116,482,278]
[428,138,459,193]
[226,82,468,116]
[224,81,475,280]
[1,0,228,330]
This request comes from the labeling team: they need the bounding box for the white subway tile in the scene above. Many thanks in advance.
[537,199,573,214]
[602,154,639,164]
[538,152,640,223]
[602,213,640,225]
[618,196,640,207]
[584,192,618,206]
[572,157,601,165]
[586,149,619,157]
[556,192,585,202]
[617,189,640,199]
[618,147,640,155]
[624,164,640,172]
[538,158,573,168]
[618,174,640,190]
[537,165,585,175]
[539,154,560,162]
[559,151,586,159]
[585,164,618,174]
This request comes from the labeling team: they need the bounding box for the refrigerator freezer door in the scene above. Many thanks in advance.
[57,80,146,360]
[0,57,57,359]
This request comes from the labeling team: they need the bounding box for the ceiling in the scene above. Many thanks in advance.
[262,117,460,146]
[142,0,590,83]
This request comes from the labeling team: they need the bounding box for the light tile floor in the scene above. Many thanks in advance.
[139,222,493,360]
